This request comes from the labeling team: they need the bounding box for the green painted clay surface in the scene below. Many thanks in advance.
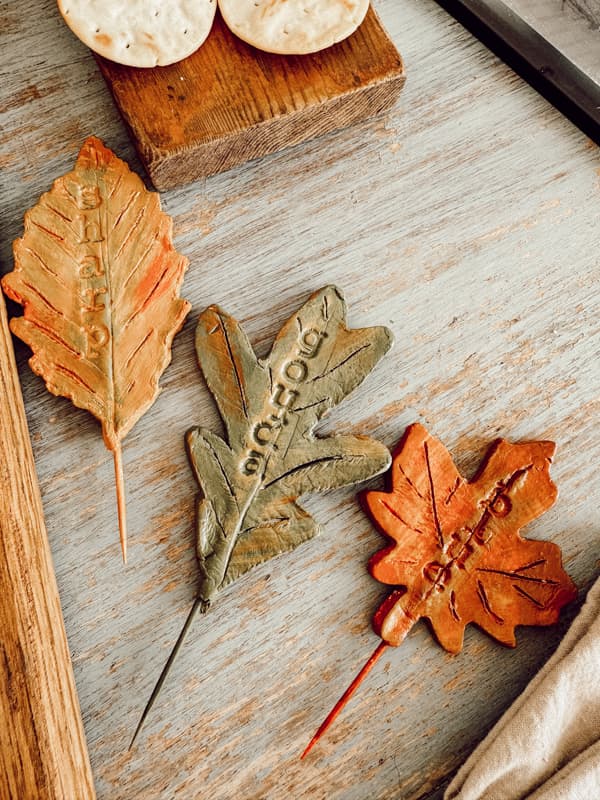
[188,285,393,606]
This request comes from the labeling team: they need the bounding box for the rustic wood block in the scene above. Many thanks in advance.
[96,8,405,191]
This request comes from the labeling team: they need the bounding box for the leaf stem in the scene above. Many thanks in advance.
[300,640,389,760]
[129,597,206,750]
[113,441,128,563]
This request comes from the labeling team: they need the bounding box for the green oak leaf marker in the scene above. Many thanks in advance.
[131,285,393,746]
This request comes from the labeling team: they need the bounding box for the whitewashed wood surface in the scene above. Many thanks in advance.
[1,1,599,798]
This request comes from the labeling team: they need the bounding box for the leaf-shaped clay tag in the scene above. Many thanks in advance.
[1,137,191,562]
[367,424,577,649]
[301,424,577,757]
[189,285,394,605]
[131,285,393,745]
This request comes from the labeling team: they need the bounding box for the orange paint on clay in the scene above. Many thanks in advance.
[301,423,577,759]
[1,137,190,563]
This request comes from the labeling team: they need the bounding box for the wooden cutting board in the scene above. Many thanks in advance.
[96,7,405,191]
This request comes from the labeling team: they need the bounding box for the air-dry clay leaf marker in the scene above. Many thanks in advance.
[301,423,577,758]
[2,137,191,562]
[130,285,393,745]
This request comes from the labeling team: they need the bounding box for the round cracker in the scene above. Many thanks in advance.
[57,0,217,67]
[218,0,370,55]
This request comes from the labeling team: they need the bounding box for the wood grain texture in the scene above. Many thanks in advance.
[1,0,599,798]
[0,288,95,799]
[95,8,405,190]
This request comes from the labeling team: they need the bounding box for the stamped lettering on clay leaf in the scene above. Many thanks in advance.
[130,285,394,746]
[1,137,191,562]
[301,423,577,758]
[189,285,394,607]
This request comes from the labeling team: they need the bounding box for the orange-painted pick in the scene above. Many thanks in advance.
[1,137,191,562]
[301,423,577,759]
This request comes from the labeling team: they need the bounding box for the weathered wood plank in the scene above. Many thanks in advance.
[0,289,95,798]
[1,0,599,798]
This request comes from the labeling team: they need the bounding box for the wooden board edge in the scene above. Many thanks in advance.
[0,289,96,799]
[143,71,406,190]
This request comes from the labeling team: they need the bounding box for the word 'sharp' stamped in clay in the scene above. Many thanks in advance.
[2,136,191,562]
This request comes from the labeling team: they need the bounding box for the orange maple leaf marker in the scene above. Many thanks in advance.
[301,423,577,758]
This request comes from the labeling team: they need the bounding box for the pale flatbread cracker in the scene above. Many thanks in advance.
[57,0,217,67]
[218,0,370,55]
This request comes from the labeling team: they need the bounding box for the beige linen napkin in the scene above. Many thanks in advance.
[445,576,600,800]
